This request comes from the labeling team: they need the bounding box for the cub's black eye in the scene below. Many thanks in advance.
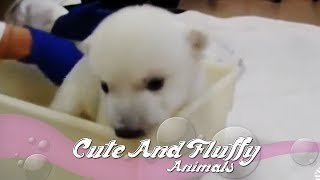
[101,81,109,94]
[146,78,164,91]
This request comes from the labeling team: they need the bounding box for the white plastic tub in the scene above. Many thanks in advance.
[0,60,239,179]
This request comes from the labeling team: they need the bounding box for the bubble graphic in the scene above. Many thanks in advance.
[198,134,205,139]
[157,117,196,145]
[23,154,52,180]
[28,137,36,144]
[291,138,319,166]
[212,127,261,179]
[157,117,196,155]
[123,155,130,160]
[14,153,19,157]
[38,140,50,152]
[17,160,24,168]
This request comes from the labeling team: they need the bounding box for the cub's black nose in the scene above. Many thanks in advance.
[115,128,145,138]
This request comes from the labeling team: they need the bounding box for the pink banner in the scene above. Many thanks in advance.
[0,114,319,180]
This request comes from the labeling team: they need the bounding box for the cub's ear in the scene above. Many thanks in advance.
[77,37,92,55]
[186,29,208,59]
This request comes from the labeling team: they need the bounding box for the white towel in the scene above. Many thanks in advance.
[177,11,320,180]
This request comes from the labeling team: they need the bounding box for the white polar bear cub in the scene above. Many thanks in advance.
[50,5,209,138]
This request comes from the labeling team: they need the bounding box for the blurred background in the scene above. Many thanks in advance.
[1,0,320,25]
[180,0,320,25]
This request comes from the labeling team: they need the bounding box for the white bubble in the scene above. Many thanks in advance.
[17,160,24,168]
[157,117,196,146]
[38,140,50,152]
[213,127,261,179]
[14,153,19,157]
[291,138,319,166]
[23,154,52,180]
[28,137,36,144]
[198,134,205,139]
[157,117,196,155]
[123,155,130,160]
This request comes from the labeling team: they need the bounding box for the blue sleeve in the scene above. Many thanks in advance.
[51,2,113,41]
[23,27,83,85]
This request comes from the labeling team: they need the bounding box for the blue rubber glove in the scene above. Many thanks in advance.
[51,2,112,41]
[24,27,83,85]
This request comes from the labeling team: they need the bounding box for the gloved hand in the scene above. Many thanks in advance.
[51,2,112,41]
[24,27,83,85]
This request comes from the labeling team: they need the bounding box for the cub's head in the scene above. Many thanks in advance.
[81,6,208,138]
